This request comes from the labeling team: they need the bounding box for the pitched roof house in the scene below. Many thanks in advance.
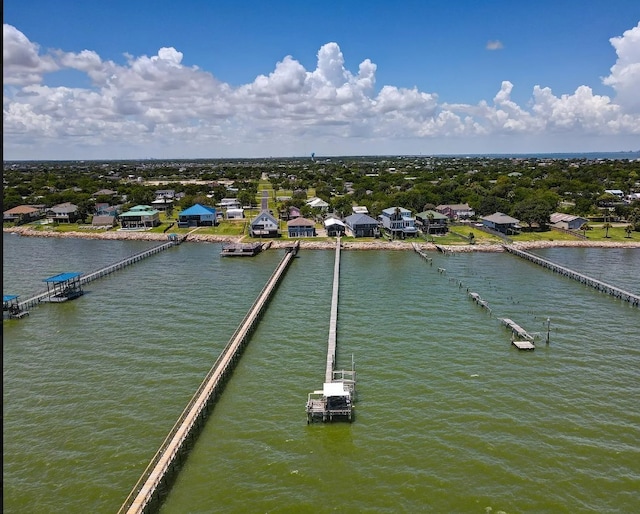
[344,213,380,238]
[436,203,475,220]
[118,205,161,229]
[178,203,217,227]
[287,217,316,237]
[481,212,520,234]
[250,210,280,238]
[46,202,79,223]
[3,205,44,223]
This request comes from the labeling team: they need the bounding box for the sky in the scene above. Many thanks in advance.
[3,0,640,160]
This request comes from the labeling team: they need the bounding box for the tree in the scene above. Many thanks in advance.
[625,225,633,238]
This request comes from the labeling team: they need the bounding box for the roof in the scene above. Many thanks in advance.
[345,213,379,225]
[4,205,41,215]
[92,215,116,225]
[550,213,586,223]
[251,210,278,225]
[382,206,411,215]
[179,203,216,216]
[416,210,448,220]
[482,212,520,224]
[287,217,314,226]
[43,272,82,283]
[323,382,350,397]
[324,218,346,227]
[437,203,473,211]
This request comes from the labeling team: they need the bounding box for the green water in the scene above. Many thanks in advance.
[3,237,639,513]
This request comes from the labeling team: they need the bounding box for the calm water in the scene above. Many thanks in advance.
[3,236,639,513]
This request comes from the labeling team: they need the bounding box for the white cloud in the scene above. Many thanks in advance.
[602,22,640,113]
[3,23,640,159]
[486,40,504,51]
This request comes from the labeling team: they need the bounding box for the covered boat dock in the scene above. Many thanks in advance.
[3,295,29,319]
[43,272,84,302]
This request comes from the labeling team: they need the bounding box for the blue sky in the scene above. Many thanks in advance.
[3,0,640,160]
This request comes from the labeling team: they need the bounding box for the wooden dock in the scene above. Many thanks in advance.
[119,241,299,514]
[468,292,491,313]
[499,318,534,341]
[15,238,180,312]
[412,242,433,264]
[306,239,355,423]
[504,245,640,307]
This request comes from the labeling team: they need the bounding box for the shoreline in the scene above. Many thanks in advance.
[4,226,640,252]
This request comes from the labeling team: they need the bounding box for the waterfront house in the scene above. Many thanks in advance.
[379,207,418,239]
[344,213,380,237]
[481,212,520,234]
[324,217,346,237]
[287,217,316,237]
[550,213,588,230]
[119,205,161,229]
[3,205,44,224]
[177,203,217,227]
[436,203,475,220]
[250,210,280,237]
[415,210,449,234]
[46,202,79,223]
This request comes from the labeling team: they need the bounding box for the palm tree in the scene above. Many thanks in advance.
[603,219,612,238]
[580,222,591,238]
[625,225,633,238]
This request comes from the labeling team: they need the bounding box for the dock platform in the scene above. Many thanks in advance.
[221,242,264,256]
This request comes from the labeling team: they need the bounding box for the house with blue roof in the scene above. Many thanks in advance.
[178,203,218,228]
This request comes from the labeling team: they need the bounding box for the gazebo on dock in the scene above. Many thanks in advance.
[3,295,29,319]
[43,272,84,302]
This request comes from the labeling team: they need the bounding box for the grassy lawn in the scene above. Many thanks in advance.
[509,229,583,242]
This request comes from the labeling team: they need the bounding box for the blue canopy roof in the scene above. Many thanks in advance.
[43,272,82,283]
[3,295,19,302]
[179,203,216,216]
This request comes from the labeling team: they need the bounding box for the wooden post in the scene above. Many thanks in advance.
[546,318,551,345]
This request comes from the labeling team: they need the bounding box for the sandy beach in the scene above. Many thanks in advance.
[5,226,640,252]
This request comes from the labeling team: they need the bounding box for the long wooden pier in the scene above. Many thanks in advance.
[306,239,356,423]
[16,238,181,312]
[504,245,640,307]
[119,241,299,514]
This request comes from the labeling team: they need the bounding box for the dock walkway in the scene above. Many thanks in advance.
[16,238,180,312]
[306,239,356,423]
[504,245,640,307]
[119,242,299,514]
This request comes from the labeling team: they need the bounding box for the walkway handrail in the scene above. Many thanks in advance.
[118,241,299,514]
[16,240,178,311]
[504,245,640,306]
